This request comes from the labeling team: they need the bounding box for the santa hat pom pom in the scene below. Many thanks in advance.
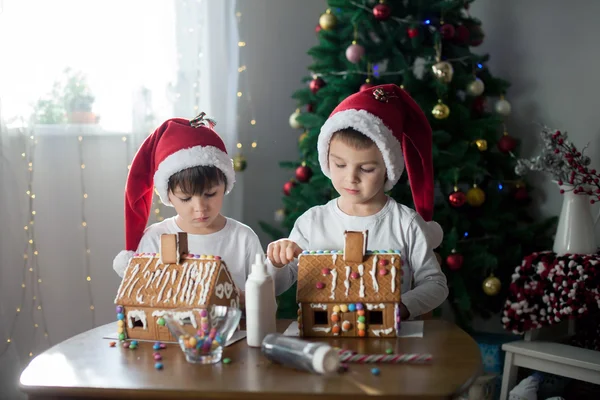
[426,220,444,249]
[113,250,135,278]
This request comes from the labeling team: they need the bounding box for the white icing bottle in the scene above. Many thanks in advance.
[245,253,277,347]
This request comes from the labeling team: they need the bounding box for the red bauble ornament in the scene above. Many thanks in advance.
[472,96,486,115]
[283,181,296,196]
[407,27,419,38]
[440,24,455,40]
[315,24,322,34]
[498,134,517,153]
[295,165,313,182]
[454,25,470,44]
[469,24,485,46]
[514,186,529,201]
[307,103,314,113]
[309,77,325,93]
[449,190,466,207]
[446,251,464,271]
[360,82,376,92]
[373,3,391,21]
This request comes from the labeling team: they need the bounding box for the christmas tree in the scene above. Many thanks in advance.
[261,0,556,329]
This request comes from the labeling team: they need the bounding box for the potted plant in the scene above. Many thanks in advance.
[62,68,97,124]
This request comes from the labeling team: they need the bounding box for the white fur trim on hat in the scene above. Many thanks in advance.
[318,109,404,191]
[113,250,135,278]
[154,145,236,206]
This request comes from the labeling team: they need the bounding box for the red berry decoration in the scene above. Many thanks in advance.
[373,3,391,21]
[378,259,389,266]
[316,282,325,289]
[498,134,517,153]
[309,77,325,94]
[350,272,360,279]
[440,24,455,40]
[321,268,330,276]
[379,268,388,276]
[315,24,322,34]
[454,25,470,44]
[446,250,464,271]
[449,189,466,207]
[283,181,296,196]
[295,165,313,183]
[407,27,419,38]
[472,96,486,115]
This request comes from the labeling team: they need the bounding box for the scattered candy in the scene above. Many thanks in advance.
[129,344,137,350]
[160,343,167,349]
[118,333,126,341]
[386,349,393,355]
[131,340,138,346]
[154,354,162,361]
[153,342,161,350]
[122,342,130,348]
[222,357,232,364]
[371,367,380,376]
[155,362,163,370]
[109,341,116,347]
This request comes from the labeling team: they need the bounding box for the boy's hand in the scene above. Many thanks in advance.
[267,240,303,268]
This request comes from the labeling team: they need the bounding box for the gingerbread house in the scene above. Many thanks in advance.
[114,233,240,342]
[296,231,403,338]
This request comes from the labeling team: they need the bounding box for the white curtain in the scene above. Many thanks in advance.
[0,0,239,395]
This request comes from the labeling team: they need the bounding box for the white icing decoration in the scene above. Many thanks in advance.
[198,261,211,305]
[391,265,397,293]
[171,270,177,285]
[329,269,338,300]
[371,327,393,337]
[156,264,169,288]
[224,282,233,299]
[358,264,365,297]
[151,310,167,318]
[188,263,201,305]
[310,303,327,310]
[180,262,194,303]
[127,278,140,299]
[230,298,238,309]
[391,256,395,265]
[135,287,144,304]
[173,311,197,328]
[312,326,331,333]
[156,271,171,303]
[127,309,147,330]
[344,266,351,297]
[200,261,219,304]
[370,256,379,293]
[215,283,225,299]
[116,263,140,301]
[195,261,206,305]
[332,253,337,265]
[164,288,172,303]
[151,268,162,288]
[362,230,367,255]
[366,303,386,310]
[174,262,188,301]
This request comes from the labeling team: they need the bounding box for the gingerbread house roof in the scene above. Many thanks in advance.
[296,250,403,303]
[114,253,235,308]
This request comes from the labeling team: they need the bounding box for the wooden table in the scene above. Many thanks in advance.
[20,319,481,400]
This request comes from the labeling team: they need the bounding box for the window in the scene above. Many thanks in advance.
[313,311,328,325]
[130,316,144,328]
[368,311,384,325]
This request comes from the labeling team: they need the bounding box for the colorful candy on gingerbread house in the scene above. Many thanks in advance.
[296,231,403,338]
[114,233,239,342]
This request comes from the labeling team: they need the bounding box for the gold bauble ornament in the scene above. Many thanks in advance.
[298,131,308,145]
[431,61,454,84]
[233,154,247,172]
[467,78,485,96]
[483,275,501,296]
[432,100,450,119]
[319,9,337,31]
[289,109,302,129]
[466,185,485,207]
[475,139,488,151]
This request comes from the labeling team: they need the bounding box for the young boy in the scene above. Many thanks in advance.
[113,113,296,298]
[267,84,448,320]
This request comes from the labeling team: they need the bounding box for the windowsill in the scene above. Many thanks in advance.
[32,124,131,136]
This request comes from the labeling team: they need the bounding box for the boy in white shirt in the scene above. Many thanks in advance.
[113,113,295,298]
[267,84,448,320]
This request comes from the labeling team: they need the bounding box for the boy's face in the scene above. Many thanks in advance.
[168,182,226,234]
[328,137,387,206]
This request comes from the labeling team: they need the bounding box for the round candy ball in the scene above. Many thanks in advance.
[155,362,163,370]
[371,367,380,376]
[355,303,363,310]
[348,304,356,312]
[116,306,123,313]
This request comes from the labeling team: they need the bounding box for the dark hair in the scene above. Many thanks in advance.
[331,128,376,150]
[167,165,227,196]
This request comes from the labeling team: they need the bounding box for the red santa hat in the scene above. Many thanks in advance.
[318,84,443,248]
[113,113,235,277]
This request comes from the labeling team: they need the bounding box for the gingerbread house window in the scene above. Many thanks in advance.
[368,311,383,325]
[130,316,144,328]
[313,311,328,325]
[181,317,193,325]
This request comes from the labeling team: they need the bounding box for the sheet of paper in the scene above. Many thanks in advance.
[283,321,424,338]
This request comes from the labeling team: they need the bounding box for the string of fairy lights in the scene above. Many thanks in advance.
[1,127,51,361]
[77,135,96,327]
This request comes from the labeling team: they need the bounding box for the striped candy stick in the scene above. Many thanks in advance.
[338,349,432,364]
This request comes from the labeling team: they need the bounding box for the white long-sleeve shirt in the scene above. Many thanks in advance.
[286,197,449,318]
[136,216,295,296]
